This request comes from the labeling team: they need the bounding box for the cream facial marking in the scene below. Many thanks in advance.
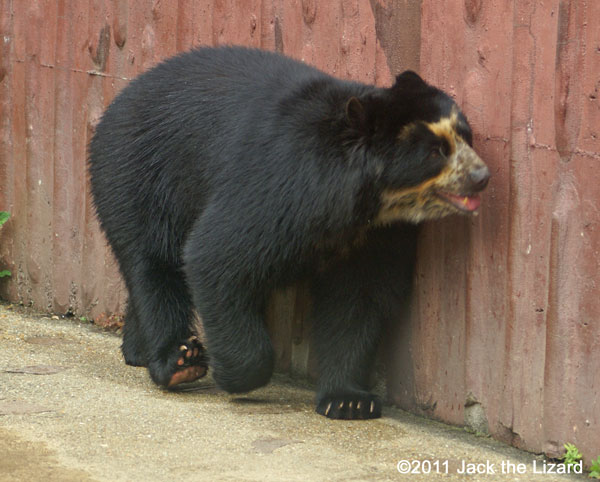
[375,109,488,225]
[423,107,460,153]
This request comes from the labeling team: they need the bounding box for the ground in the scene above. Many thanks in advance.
[0,302,584,481]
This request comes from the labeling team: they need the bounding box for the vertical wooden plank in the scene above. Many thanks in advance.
[134,0,158,73]
[176,0,199,51]
[543,0,600,462]
[51,0,76,313]
[576,0,600,156]
[122,0,145,79]
[6,0,28,304]
[99,1,129,317]
[259,0,276,51]
[0,0,14,206]
[191,0,215,47]
[0,0,15,296]
[563,0,600,462]
[278,0,304,58]
[298,0,342,73]
[212,0,262,47]
[369,0,420,79]
[338,0,377,84]
[106,0,133,83]
[111,0,130,73]
[460,0,515,445]
[82,0,114,317]
[68,1,94,315]
[22,0,58,311]
[149,0,179,62]
[505,0,560,450]
[407,0,471,426]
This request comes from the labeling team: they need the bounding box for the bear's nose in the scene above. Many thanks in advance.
[469,165,490,191]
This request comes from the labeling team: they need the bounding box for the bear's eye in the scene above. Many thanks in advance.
[429,145,447,159]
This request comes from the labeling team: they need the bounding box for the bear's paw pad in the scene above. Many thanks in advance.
[167,336,208,387]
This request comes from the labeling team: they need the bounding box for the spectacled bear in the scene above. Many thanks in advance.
[89,46,489,420]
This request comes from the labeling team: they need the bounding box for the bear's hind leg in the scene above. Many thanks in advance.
[121,302,149,367]
[126,257,208,387]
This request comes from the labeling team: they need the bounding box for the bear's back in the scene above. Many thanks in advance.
[88,47,343,262]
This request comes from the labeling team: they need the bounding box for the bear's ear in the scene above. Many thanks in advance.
[345,96,368,131]
[393,70,427,90]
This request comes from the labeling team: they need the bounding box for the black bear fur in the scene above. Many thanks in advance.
[89,46,488,419]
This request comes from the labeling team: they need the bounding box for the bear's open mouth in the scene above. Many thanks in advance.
[436,191,481,212]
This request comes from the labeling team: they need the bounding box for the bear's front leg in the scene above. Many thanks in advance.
[311,225,417,420]
[311,290,384,420]
[187,285,275,393]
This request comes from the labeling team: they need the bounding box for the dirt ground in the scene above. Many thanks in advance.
[0,302,586,481]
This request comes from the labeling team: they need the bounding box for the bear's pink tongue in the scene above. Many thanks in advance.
[438,192,481,212]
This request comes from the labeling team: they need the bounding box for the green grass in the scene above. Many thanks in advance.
[589,456,600,479]
[563,443,582,468]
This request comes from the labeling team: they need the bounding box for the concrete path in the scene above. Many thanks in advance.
[0,303,585,481]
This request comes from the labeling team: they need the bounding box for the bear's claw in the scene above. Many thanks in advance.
[316,392,381,420]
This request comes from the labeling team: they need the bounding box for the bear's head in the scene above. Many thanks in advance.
[345,71,490,224]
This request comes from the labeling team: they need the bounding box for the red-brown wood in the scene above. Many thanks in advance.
[1,0,597,462]
[391,0,599,463]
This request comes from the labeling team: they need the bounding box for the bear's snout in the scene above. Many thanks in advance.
[468,165,490,192]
